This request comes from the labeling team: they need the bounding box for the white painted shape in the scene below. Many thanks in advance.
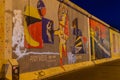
[12,10,25,57]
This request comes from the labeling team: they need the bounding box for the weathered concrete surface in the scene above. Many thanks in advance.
[43,59,120,80]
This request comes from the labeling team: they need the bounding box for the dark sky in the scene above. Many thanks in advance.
[70,0,120,30]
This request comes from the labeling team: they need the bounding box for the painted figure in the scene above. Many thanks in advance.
[42,18,54,43]
[54,3,69,70]
[46,21,54,43]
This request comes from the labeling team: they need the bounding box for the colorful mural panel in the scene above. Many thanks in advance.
[24,0,54,48]
[12,0,65,73]
[90,19,111,60]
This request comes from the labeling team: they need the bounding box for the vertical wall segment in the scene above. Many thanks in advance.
[110,29,120,57]
[4,0,12,63]
[0,0,12,79]
[0,0,5,73]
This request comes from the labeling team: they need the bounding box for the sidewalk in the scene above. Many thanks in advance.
[44,58,120,80]
[18,57,119,80]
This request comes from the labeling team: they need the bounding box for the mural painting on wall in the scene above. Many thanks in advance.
[90,19,110,59]
[71,18,86,54]
[54,3,69,70]
[12,0,54,58]
[24,0,54,49]
[12,0,89,73]
[12,0,70,72]
[12,0,56,72]
[68,18,88,63]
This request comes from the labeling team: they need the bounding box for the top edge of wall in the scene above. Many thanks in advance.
[90,15,110,27]
[109,26,120,33]
[58,0,119,32]
[58,0,91,17]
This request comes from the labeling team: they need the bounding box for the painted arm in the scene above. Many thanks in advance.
[54,30,60,35]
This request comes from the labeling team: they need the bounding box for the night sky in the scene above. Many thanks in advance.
[70,0,120,31]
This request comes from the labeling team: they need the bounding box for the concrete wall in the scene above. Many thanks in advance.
[89,18,111,60]
[0,0,5,73]
[0,0,12,79]
[11,0,90,73]
[110,29,120,57]
[0,0,120,79]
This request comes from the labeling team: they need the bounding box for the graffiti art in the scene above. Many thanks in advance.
[90,19,110,59]
[72,18,85,54]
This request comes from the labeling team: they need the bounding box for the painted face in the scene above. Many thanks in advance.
[37,0,46,17]
[58,3,68,26]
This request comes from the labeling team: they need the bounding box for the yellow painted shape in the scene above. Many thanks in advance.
[24,6,41,19]
[64,0,69,2]
[54,30,59,35]
[90,28,95,60]
[76,36,81,42]
[75,42,82,47]
[24,18,39,47]
[59,43,63,58]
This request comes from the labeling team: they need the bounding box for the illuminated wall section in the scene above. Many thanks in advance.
[0,0,13,79]
[110,29,120,57]
[12,0,90,73]
[119,34,120,55]
[0,0,5,72]
[4,0,13,63]
[90,18,111,60]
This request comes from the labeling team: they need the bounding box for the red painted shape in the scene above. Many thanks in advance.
[25,22,43,48]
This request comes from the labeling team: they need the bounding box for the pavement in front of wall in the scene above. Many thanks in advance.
[5,57,119,80]
[43,59,120,80]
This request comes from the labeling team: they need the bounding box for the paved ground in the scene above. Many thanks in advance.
[42,59,120,80]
